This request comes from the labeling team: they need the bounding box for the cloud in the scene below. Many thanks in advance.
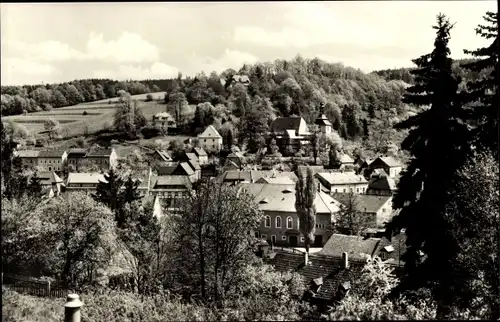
[86,32,161,63]
[92,62,179,80]
[233,2,396,49]
[4,32,160,64]
[1,58,59,85]
[194,49,259,75]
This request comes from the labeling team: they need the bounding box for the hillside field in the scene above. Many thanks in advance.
[3,92,168,139]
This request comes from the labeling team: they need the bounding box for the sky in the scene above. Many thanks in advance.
[1,1,497,86]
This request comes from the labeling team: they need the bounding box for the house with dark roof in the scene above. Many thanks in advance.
[316,171,369,194]
[263,248,365,309]
[225,151,246,170]
[156,162,178,175]
[319,234,380,261]
[373,233,407,269]
[368,156,403,178]
[332,193,394,229]
[271,117,311,153]
[191,147,208,165]
[152,112,176,131]
[315,113,333,135]
[197,125,223,153]
[37,150,68,172]
[240,183,341,247]
[366,172,397,196]
[85,148,118,170]
[171,162,197,182]
[16,150,40,169]
[67,148,87,171]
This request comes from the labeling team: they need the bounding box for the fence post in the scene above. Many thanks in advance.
[64,294,83,322]
[47,280,51,297]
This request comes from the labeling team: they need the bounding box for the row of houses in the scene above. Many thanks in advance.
[16,148,118,172]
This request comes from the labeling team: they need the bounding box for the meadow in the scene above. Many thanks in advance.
[3,92,168,139]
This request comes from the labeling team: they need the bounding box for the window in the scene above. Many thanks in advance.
[356,188,359,193]
[254,231,260,238]
[281,236,286,240]
[271,235,276,244]
[276,216,282,228]
[287,217,293,229]
[265,216,271,227]
[343,188,346,192]
[335,189,338,193]
[204,139,207,142]
[300,237,305,242]
[380,252,388,260]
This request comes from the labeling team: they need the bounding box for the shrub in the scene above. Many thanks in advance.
[145,94,153,102]
[83,111,88,116]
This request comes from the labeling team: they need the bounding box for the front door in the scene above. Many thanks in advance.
[289,236,298,247]
[314,235,323,247]
[271,235,276,245]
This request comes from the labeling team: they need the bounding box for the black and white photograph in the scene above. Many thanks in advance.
[1,1,498,321]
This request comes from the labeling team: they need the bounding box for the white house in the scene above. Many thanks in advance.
[197,125,223,153]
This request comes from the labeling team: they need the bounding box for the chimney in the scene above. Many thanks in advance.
[342,252,349,269]
[317,182,321,192]
[304,251,309,266]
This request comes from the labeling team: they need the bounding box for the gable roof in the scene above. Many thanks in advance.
[317,172,368,185]
[187,158,201,171]
[339,154,355,164]
[240,183,341,214]
[157,162,178,175]
[67,172,106,185]
[174,162,195,176]
[38,150,66,158]
[223,159,241,170]
[185,152,198,161]
[319,234,381,261]
[154,150,172,162]
[17,150,40,158]
[377,156,402,168]
[192,147,207,157]
[271,117,302,133]
[368,176,397,191]
[153,175,191,188]
[264,250,365,301]
[198,125,222,139]
[374,233,407,267]
[86,148,113,158]
[255,176,296,185]
[67,148,87,158]
[332,193,392,213]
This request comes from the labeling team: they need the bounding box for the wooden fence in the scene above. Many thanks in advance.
[2,273,68,298]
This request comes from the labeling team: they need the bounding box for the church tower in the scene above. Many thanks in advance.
[315,103,332,134]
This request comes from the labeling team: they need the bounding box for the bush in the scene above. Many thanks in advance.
[145,94,153,102]
[83,111,88,116]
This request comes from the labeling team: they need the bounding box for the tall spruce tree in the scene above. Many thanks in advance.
[122,175,142,204]
[461,11,499,155]
[385,14,472,315]
[92,168,124,224]
[295,167,316,254]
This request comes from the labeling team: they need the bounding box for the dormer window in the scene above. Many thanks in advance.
[260,198,269,204]
[282,188,293,194]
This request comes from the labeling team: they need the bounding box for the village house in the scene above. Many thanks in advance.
[220,170,297,185]
[314,113,333,135]
[85,148,118,170]
[185,158,202,181]
[338,153,355,169]
[29,171,65,198]
[332,193,394,229]
[65,172,106,191]
[37,150,68,172]
[262,247,365,310]
[225,151,246,170]
[152,112,176,131]
[367,156,403,178]
[144,174,192,209]
[16,150,40,169]
[366,172,397,196]
[66,148,87,171]
[197,125,223,153]
[316,171,369,194]
[270,117,311,153]
[171,161,198,182]
[191,147,208,165]
[319,234,381,261]
[240,183,341,247]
